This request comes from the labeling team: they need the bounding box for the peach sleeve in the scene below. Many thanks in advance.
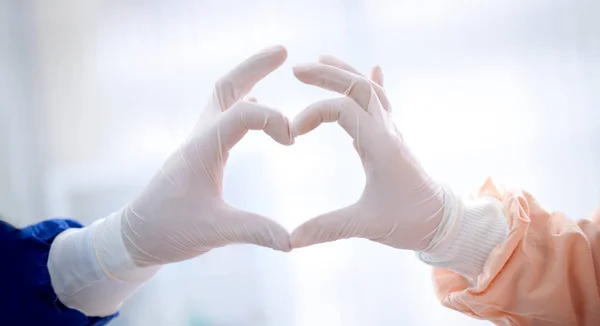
[433,179,600,325]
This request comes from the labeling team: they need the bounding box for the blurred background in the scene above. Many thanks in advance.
[1,0,599,325]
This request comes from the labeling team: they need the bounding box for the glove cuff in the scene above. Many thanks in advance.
[95,209,161,283]
[48,212,159,317]
[417,188,509,284]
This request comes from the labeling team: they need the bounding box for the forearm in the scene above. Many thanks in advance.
[419,178,600,325]
[418,184,509,283]
[48,210,160,317]
[1,219,120,325]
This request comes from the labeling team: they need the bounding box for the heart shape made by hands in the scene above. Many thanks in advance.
[286,54,447,254]
[113,45,448,270]
[204,45,448,255]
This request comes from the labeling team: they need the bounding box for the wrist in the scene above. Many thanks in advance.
[417,189,509,283]
[48,214,159,317]
[419,185,461,253]
[95,209,161,282]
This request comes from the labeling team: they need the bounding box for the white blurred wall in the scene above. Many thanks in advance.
[0,0,43,225]
[1,0,599,325]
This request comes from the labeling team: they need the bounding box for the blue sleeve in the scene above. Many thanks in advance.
[0,219,119,326]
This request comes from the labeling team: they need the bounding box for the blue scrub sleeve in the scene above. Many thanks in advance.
[0,219,118,326]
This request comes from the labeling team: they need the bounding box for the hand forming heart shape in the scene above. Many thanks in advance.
[289,54,447,253]
[98,45,449,271]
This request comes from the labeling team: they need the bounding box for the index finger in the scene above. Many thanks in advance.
[318,55,364,76]
[293,63,387,122]
[317,56,390,111]
[293,63,374,110]
[215,45,288,110]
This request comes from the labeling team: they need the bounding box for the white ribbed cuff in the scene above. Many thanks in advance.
[48,212,160,317]
[417,191,508,283]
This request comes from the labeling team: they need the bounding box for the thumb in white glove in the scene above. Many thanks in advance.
[290,57,446,252]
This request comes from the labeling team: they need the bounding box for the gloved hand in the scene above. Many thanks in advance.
[290,56,447,252]
[97,45,294,270]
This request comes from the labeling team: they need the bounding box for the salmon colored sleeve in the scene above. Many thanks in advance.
[432,178,600,325]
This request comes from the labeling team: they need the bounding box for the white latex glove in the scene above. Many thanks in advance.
[99,45,293,269]
[290,57,447,252]
[301,57,511,283]
[48,46,295,317]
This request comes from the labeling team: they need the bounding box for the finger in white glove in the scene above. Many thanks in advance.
[318,55,389,111]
